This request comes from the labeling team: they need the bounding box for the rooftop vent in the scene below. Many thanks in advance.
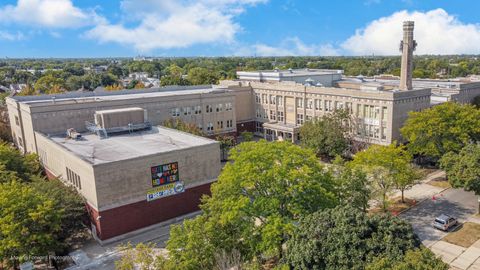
[86,107,151,138]
[66,128,82,140]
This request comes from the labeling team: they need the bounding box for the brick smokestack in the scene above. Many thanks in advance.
[399,21,416,90]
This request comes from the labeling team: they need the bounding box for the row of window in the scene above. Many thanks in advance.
[200,119,234,132]
[357,105,388,120]
[66,167,82,190]
[171,103,233,117]
[356,124,388,140]
[256,94,284,106]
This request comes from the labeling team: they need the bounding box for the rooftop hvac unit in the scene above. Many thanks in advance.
[66,128,82,140]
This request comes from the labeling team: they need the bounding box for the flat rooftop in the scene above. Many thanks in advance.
[237,68,343,77]
[45,126,218,165]
[10,86,230,107]
[352,77,475,90]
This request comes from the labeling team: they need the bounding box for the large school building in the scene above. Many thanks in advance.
[6,22,480,242]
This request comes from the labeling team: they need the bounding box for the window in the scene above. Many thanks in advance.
[207,122,214,131]
[15,116,19,126]
[277,96,283,106]
[306,115,312,121]
[226,120,233,128]
[382,106,388,120]
[306,99,314,109]
[346,102,353,113]
[225,103,233,111]
[315,99,322,110]
[217,121,223,129]
[262,94,268,104]
[356,104,362,117]
[296,98,304,108]
[183,107,191,115]
[374,127,380,139]
[171,108,180,117]
[255,122,263,133]
[206,105,213,113]
[296,114,304,125]
[336,102,344,110]
[270,110,276,121]
[198,123,203,131]
[255,94,261,104]
[256,108,262,118]
[269,95,276,105]
[264,109,268,119]
[194,105,202,114]
[381,127,387,140]
[66,167,81,190]
[277,111,284,122]
[216,104,223,112]
[325,100,332,111]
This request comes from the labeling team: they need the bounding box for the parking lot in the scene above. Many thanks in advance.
[400,188,478,247]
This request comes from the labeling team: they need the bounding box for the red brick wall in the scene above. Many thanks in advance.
[86,182,212,240]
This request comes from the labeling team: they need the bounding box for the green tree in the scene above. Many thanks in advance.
[366,248,448,270]
[160,75,190,86]
[240,131,254,142]
[0,181,63,268]
[31,177,87,252]
[330,157,371,212]
[166,141,338,268]
[472,95,480,109]
[0,142,41,183]
[163,118,204,136]
[115,242,169,270]
[401,102,480,160]
[34,73,65,94]
[440,143,480,213]
[349,144,418,207]
[187,67,219,85]
[299,109,352,159]
[285,206,420,270]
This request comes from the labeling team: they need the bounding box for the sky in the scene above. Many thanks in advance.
[0,0,480,58]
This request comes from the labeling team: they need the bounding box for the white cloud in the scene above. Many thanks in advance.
[342,8,480,55]
[0,0,102,28]
[244,37,340,56]
[86,0,267,52]
[0,31,25,41]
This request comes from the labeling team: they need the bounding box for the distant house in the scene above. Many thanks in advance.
[0,85,9,93]
[9,84,26,93]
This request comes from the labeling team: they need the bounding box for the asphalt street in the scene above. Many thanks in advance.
[400,188,478,247]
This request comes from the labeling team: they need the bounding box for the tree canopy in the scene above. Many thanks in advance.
[366,248,448,270]
[440,143,480,197]
[0,181,63,267]
[165,140,338,268]
[299,109,352,159]
[285,206,421,270]
[349,144,418,208]
[401,102,480,160]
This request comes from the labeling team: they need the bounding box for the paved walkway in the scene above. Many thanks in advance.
[432,239,480,270]
[393,170,447,202]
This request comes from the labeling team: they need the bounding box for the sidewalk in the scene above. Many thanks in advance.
[432,239,480,270]
[394,170,447,202]
[66,211,201,270]
[369,170,448,210]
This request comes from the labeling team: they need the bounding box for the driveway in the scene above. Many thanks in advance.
[400,188,478,247]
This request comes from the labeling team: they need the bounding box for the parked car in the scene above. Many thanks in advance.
[433,214,457,231]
